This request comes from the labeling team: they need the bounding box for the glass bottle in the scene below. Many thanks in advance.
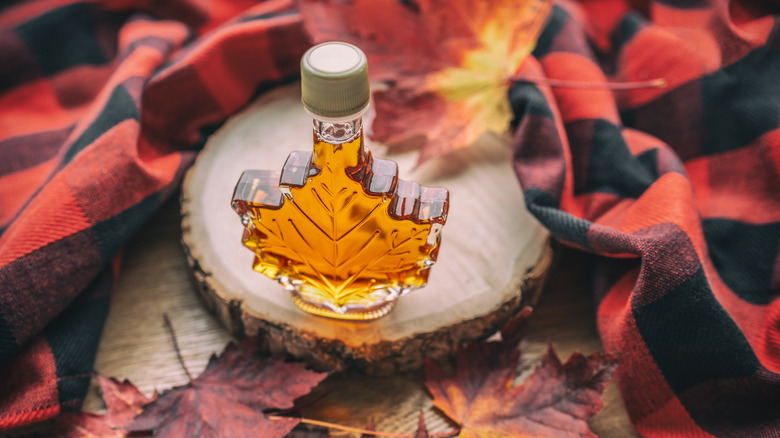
[231,42,449,320]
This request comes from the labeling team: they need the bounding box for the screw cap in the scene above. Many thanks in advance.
[301,42,370,118]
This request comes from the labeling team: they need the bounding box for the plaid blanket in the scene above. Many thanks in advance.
[0,0,778,436]
[512,0,780,436]
[0,0,308,429]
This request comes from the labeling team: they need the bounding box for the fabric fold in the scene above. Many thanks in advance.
[512,1,780,436]
[0,0,309,428]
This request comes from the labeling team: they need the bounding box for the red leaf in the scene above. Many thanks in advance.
[98,374,155,426]
[299,0,552,163]
[125,337,328,438]
[424,325,618,437]
[300,0,439,80]
[52,374,154,437]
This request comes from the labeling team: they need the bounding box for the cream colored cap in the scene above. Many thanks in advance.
[301,42,370,118]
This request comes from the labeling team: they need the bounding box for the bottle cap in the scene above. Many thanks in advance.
[301,42,370,119]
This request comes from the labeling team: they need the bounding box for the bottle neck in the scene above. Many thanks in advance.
[311,116,366,170]
[312,117,363,144]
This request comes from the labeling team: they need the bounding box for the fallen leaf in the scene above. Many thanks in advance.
[125,337,328,438]
[52,374,153,437]
[299,0,552,163]
[424,314,618,438]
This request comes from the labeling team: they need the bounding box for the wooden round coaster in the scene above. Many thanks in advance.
[181,84,552,374]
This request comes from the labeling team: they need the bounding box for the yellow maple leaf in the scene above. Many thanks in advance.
[424,0,550,154]
[300,0,552,163]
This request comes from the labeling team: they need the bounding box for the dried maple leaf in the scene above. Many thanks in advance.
[125,337,327,438]
[299,0,552,163]
[52,374,153,438]
[425,314,618,438]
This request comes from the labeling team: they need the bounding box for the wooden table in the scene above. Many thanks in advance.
[75,198,638,437]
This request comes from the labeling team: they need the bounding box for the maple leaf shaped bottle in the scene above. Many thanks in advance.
[231,42,449,320]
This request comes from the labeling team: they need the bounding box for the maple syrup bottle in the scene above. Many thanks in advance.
[231,42,449,320]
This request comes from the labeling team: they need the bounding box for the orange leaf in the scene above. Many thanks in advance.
[424,311,618,438]
[300,0,552,163]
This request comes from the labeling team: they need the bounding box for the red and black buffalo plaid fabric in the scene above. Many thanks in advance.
[0,0,309,429]
[511,0,780,436]
[1,0,778,436]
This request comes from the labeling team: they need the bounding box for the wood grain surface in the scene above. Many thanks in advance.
[181,84,552,374]
[65,199,635,437]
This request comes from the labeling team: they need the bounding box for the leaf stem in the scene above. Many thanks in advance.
[511,74,667,90]
[162,313,194,383]
[267,415,459,437]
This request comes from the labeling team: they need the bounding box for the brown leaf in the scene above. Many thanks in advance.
[125,337,328,438]
[52,374,154,437]
[425,335,618,437]
[299,0,552,163]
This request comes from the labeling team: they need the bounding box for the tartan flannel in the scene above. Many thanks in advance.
[0,0,778,436]
[512,1,780,436]
[0,0,309,429]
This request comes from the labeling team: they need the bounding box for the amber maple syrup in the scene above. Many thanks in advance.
[231,42,448,320]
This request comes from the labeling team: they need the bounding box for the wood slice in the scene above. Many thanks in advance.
[181,84,552,374]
